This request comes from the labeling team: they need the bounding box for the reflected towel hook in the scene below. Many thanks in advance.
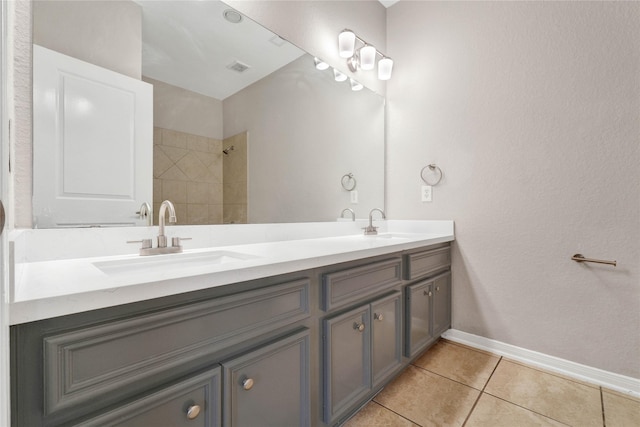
[421,164,443,186]
[341,173,357,191]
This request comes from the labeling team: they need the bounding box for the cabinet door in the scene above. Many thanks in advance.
[371,293,402,388]
[432,272,452,337]
[323,305,371,424]
[78,367,221,427]
[405,281,433,357]
[222,330,310,427]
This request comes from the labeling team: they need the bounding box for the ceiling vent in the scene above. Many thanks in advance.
[226,61,250,73]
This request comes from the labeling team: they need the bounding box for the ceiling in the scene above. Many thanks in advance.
[378,0,400,8]
[135,0,305,100]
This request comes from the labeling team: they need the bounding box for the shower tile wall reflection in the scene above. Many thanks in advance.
[222,132,248,224]
[153,127,223,225]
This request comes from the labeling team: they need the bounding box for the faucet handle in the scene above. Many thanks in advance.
[127,239,153,249]
[362,225,379,235]
[171,237,192,248]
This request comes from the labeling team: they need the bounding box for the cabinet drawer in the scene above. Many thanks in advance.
[322,258,402,311]
[78,367,221,427]
[44,279,309,415]
[403,246,450,280]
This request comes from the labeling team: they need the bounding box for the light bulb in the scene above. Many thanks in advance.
[338,30,356,58]
[333,68,348,82]
[350,78,363,91]
[314,57,329,70]
[378,57,393,80]
[360,45,376,71]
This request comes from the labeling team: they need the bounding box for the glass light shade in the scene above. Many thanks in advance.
[314,57,329,70]
[359,45,376,71]
[378,57,394,80]
[333,68,348,82]
[338,30,356,58]
[350,78,363,91]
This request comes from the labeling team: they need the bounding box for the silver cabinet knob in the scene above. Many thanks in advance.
[374,313,384,321]
[354,322,365,332]
[436,286,441,291]
[424,290,433,297]
[186,404,201,420]
[242,377,254,390]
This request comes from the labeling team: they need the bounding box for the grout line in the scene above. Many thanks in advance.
[461,356,503,426]
[371,400,422,426]
[601,387,606,427]
[482,393,573,427]
[410,362,488,392]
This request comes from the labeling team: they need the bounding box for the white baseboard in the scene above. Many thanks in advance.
[441,329,640,399]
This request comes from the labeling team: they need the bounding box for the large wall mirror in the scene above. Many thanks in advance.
[32,0,385,227]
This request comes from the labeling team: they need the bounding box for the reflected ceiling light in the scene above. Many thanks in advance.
[314,57,329,70]
[337,28,393,80]
[333,68,348,82]
[338,30,356,58]
[222,9,243,24]
[350,78,363,91]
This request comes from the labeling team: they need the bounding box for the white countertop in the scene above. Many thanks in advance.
[9,220,454,324]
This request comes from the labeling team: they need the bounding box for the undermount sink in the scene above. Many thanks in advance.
[94,250,258,276]
[339,233,413,240]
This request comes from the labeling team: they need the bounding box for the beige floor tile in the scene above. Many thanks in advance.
[485,360,602,427]
[602,388,640,403]
[343,401,418,427]
[466,393,568,427]
[374,365,479,427]
[502,357,599,390]
[603,390,640,427]
[413,340,500,390]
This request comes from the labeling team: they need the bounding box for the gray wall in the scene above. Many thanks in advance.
[33,0,141,79]
[386,1,639,378]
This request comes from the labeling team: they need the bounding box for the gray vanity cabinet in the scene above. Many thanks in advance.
[77,367,221,427]
[222,329,310,427]
[323,292,402,424]
[432,272,452,337]
[405,271,451,357]
[371,293,403,388]
[323,305,371,424]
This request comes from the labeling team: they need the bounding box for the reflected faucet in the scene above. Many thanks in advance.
[364,208,385,235]
[340,208,355,221]
[137,202,152,226]
[158,200,177,248]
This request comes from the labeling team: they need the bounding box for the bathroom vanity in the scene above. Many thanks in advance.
[9,221,453,426]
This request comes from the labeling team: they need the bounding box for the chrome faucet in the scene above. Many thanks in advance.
[157,200,177,248]
[340,208,356,221]
[364,208,385,235]
[127,199,190,255]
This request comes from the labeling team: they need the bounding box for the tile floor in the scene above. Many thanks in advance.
[344,339,640,427]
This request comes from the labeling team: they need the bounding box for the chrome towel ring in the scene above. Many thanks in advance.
[420,164,443,186]
[341,173,357,191]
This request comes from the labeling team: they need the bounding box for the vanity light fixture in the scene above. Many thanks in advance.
[338,30,356,58]
[350,78,363,91]
[314,57,329,70]
[338,29,393,80]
